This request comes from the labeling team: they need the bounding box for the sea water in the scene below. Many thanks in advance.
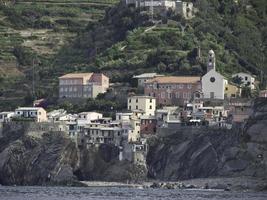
[0,186,266,200]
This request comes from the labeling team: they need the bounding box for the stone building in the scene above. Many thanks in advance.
[144,76,201,106]
[59,73,109,99]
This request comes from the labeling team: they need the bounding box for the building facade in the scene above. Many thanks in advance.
[144,76,201,106]
[0,112,14,123]
[232,72,256,90]
[133,73,163,87]
[14,107,47,122]
[59,73,109,99]
[127,96,156,116]
[202,50,228,99]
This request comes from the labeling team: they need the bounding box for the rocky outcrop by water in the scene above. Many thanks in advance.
[0,122,146,185]
[147,98,267,181]
[0,124,78,185]
[0,98,266,186]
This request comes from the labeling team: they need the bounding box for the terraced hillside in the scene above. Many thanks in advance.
[0,0,119,110]
[0,0,266,111]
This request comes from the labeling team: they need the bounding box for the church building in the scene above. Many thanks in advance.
[201,50,228,99]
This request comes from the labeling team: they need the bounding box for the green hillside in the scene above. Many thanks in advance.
[0,0,266,111]
[0,0,119,110]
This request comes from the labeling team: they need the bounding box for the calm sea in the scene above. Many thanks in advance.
[0,186,267,200]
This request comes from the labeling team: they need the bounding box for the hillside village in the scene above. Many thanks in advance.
[0,0,266,189]
[1,46,267,166]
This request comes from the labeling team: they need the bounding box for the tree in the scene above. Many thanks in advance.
[241,86,252,98]
[232,75,243,85]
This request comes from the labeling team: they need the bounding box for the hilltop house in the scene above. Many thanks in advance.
[59,73,109,99]
[14,107,47,122]
[259,90,267,98]
[232,72,256,90]
[125,0,195,19]
[202,50,228,99]
[0,112,14,123]
[144,76,201,106]
[133,73,163,87]
[127,95,156,116]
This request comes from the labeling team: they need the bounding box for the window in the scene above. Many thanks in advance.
[161,92,165,98]
[225,87,228,91]
[210,77,216,83]
[129,99,131,103]
[187,84,192,89]
[245,76,248,81]
[167,93,171,99]
[149,105,152,109]
[179,84,184,89]
[183,93,187,98]
[136,105,138,109]
[150,99,153,103]
[175,92,180,98]
[136,99,138,103]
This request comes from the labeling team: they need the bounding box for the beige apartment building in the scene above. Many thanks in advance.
[59,73,109,99]
[127,96,156,116]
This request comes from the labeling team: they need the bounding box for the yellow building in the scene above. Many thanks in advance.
[224,84,241,98]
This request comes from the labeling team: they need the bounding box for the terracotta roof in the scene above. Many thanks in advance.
[146,76,201,84]
[59,73,93,79]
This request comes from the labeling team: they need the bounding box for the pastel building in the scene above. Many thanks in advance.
[127,96,156,116]
[14,107,47,122]
[144,76,201,106]
[59,73,109,99]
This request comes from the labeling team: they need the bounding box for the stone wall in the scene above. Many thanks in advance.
[2,121,68,138]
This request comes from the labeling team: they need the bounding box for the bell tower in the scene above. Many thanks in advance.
[207,49,216,72]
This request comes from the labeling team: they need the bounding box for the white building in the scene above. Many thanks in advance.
[127,96,156,116]
[232,72,256,90]
[14,107,47,122]
[0,112,15,123]
[202,50,228,99]
[175,0,194,19]
[133,73,163,87]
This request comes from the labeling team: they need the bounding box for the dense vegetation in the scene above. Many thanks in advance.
[0,0,266,111]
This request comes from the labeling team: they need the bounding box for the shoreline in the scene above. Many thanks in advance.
[80,177,267,192]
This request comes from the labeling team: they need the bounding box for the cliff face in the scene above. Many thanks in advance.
[147,98,267,181]
[0,123,79,185]
[76,145,147,182]
[0,123,146,185]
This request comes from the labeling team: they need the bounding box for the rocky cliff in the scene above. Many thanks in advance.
[0,123,79,185]
[146,98,267,181]
[0,99,266,185]
[0,123,146,185]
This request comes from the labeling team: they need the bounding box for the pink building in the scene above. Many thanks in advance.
[259,90,267,98]
[59,73,109,99]
[144,76,201,106]
[140,116,157,136]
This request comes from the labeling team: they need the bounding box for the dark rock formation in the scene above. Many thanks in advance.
[76,145,147,182]
[0,124,78,185]
[147,98,267,181]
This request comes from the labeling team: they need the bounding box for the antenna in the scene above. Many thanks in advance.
[32,57,36,105]
[150,0,154,21]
